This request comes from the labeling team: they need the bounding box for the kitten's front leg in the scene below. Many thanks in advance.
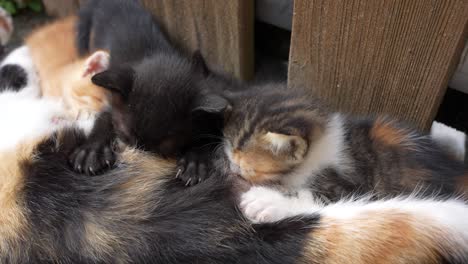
[69,111,116,175]
[176,149,212,186]
[240,186,324,223]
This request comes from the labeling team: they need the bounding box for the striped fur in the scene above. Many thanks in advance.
[1,113,467,263]
[0,52,467,263]
[223,84,468,201]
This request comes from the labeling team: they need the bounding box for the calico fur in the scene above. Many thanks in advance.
[1,133,468,263]
[0,45,467,263]
[222,83,468,202]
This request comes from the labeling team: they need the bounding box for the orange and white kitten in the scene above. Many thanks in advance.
[25,16,115,174]
[25,16,111,120]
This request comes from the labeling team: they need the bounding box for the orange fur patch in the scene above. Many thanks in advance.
[26,16,78,98]
[302,211,443,264]
[232,148,292,183]
[0,139,42,261]
[370,117,411,147]
[26,16,111,117]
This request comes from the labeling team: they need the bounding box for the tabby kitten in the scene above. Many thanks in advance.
[1,51,468,262]
[222,83,468,204]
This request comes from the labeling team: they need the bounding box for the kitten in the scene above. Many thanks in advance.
[76,0,227,182]
[0,58,467,262]
[25,16,115,174]
[221,83,468,203]
[0,46,75,152]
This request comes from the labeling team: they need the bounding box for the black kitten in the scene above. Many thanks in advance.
[75,0,228,184]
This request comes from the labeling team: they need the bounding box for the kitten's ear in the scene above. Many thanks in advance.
[83,50,110,77]
[192,93,231,115]
[91,66,135,99]
[263,132,308,160]
[191,50,210,77]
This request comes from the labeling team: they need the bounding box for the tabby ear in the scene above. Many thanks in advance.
[82,50,110,77]
[91,66,135,100]
[192,93,231,115]
[191,50,210,77]
[263,132,308,160]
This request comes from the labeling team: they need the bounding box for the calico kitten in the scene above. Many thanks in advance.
[1,55,468,262]
[221,83,468,204]
[25,16,115,174]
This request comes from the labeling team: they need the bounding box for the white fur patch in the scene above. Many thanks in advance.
[1,46,40,98]
[0,97,67,151]
[431,121,466,161]
[287,114,350,187]
[240,186,468,261]
[240,186,323,223]
[0,46,94,151]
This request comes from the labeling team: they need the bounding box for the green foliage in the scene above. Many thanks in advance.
[0,0,43,15]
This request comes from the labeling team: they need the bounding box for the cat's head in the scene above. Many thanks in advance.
[91,51,229,157]
[222,85,330,184]
[66,50,112,115]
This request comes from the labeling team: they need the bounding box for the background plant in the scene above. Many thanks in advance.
[0,0,42,15]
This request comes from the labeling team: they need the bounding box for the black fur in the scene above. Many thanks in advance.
[12,128,319,263]
[68,111,116,175]
[74,0,228,183]
[0,64,27,92]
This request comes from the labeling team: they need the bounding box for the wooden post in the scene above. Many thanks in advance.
[288,0,468,130]
[141,0,254,80]
[42,0,254,80]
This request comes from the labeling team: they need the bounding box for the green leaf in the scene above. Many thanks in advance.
[27,1,42,12]
[2,2,17,15]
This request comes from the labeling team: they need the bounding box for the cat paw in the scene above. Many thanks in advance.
[69,142,115,175]
[176,151,211,186]
[240,187,295,223]
[240,187,322,223]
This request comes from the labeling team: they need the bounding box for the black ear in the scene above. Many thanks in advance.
[192,93,230,115]
[91,66,135,99]
[191,50,210,77]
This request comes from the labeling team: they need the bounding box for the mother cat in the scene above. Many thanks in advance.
[0,45,467,263]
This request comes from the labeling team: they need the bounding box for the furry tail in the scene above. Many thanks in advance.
[297,197,468,264]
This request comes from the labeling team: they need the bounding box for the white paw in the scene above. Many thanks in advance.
[240,186,299,223]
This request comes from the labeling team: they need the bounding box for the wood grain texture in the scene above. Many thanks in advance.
[42,0,79,17]
[288,0,468,130]
[142,0,254,80]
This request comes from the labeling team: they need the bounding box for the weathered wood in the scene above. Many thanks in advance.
[42,0,254,80]
[42,0,79,17]
[141,0,254,80]
[288,0,468,130]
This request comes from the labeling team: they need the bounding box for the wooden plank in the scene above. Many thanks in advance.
[42,0,254,80]
[42,0,79,17]
[288,0,468,130]
[141,0,254,80]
